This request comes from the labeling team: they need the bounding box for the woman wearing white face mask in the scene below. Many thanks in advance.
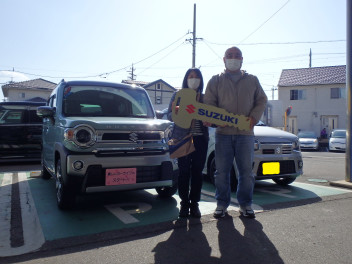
[167,68,209,218]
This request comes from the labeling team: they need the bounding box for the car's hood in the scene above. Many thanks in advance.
[254,126,298,143]
[61,117,173,131]
[298,138,317,143]
[330,138,346,144]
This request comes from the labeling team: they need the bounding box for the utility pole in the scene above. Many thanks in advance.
[186,4,202,68]
[127,64,136,80]
[309,49,312,68]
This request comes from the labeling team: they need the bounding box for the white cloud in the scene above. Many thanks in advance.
[0,71,30,82]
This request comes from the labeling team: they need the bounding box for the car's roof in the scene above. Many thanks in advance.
[0,101,46,106]
[62,80,146,91]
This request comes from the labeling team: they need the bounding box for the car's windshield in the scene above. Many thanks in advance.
[331,130,346,138]
[298,131,316,138]
[62,85,154,118]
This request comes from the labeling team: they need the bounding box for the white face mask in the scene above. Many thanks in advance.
[225,58,242,71]
[187,78,201,90]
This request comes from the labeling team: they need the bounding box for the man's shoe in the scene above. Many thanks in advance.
[239,206,255,219]
[213,207,227,219]
[190,204,201,218]
[179,204,190,218]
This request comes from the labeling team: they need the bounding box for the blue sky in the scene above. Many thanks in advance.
[0,0,347,101]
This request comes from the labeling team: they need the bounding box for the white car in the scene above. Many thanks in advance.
[329,129,346,152]
[297,131,319,151]
[203,124,303,190]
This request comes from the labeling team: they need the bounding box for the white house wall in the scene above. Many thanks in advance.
[279,84,346,135]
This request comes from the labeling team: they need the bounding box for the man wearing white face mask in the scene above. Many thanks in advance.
[167,68,209,218]
[204,46,267,219]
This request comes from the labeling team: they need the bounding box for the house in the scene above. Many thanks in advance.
[122,79,178,111]
[277,65,346,136]
[1,78,57,102]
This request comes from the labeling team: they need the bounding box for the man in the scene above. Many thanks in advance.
[203,46,267,219]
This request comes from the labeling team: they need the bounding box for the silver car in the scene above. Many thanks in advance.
[329,129,346,152]
[203,124,303,189]
[297,131,319,151]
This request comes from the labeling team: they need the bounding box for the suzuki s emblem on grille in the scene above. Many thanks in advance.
[129,132,138,143]
[275,147,281,154]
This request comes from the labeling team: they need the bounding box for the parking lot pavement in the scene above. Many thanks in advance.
[1,170,352,259]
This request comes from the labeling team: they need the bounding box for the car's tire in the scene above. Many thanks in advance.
[209,157,238,192]
[272,177,296,186]
[56,159,75,210]
[156,185,177,198]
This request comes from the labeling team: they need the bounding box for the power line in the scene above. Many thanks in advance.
[0,33,190,80]
[239,0,291,43]
[205,39,346,46]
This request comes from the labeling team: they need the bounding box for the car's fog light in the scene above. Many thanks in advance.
[298,161,303,168]
[73,160,84,171]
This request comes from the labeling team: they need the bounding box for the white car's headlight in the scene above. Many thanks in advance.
[65,125,97,148]
[254,139,260,151]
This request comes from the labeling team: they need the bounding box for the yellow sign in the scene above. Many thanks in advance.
[262,162,280,175]
[171,89,250,131]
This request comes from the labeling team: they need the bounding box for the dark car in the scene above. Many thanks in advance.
[0,101,45,162]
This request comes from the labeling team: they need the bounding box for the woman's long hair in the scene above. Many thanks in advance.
[181,68,204,93]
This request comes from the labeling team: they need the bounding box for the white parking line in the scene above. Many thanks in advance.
[0,172,45,257]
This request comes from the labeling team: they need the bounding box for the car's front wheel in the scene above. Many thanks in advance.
[209,157,238,192]
[272,176,296,186]
[56,159,76,210]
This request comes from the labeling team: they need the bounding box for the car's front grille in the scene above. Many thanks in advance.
[100,132,162,142]
[257,160,296,176]
[260,144,292,155]
[84,165,163,188]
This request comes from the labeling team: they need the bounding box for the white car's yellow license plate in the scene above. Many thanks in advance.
[262,162,280,175]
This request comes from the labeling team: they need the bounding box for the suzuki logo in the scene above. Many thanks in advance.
[129,132,138,143]
[275,147,281,154]
[186,104,196,114]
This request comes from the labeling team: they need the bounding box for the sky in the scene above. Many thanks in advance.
[0,0,347,101]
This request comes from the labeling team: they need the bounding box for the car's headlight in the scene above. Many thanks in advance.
[254,139,260,151]
[64,125,97,148]
[293,139,300,151]
[163,125,174,143]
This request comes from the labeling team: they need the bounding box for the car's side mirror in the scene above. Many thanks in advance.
[155,110,164,119]
[37,106,55,118]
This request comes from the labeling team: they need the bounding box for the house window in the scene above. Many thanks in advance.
[290,90,306,100]
[156,84,161,90]
[331,88,346,99]
[19,92,25,99]
[156,96,162,104]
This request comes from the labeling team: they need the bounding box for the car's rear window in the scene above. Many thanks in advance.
[62,85,154,118]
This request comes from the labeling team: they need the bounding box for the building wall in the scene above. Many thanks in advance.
[278,84,346,135]
[145,82,177,111]
[6,88,51,102]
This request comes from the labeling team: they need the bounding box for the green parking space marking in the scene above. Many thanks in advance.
[28,175,179,241]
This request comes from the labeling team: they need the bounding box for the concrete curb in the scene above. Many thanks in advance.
[329,180,352,189]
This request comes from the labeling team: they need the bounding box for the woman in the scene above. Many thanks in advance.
[167,68,209,218]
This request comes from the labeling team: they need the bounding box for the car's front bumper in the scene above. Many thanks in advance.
[65,153,175,193]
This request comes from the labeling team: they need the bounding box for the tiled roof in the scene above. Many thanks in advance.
[121,80,149,86]
[2,78,57,90]
[278,65,346,87]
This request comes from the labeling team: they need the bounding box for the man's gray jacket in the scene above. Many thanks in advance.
[204,71,268,136]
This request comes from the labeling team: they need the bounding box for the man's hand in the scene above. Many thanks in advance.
[202,121,212,127]
[172,102,179,114]
[247,116,256,130]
